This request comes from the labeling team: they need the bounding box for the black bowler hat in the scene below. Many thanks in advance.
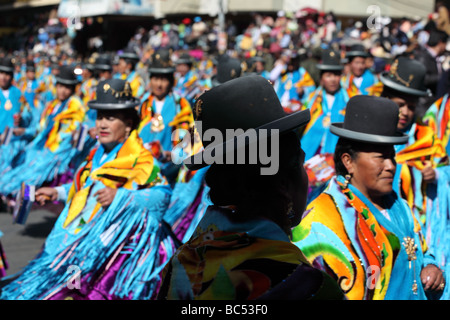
[316,49,344,71]
[88,79,140,110]
[211,54,242,87]
[26,60,35,72]
[183,75,311,170]
[148,48,175,74]
[379,57,430,97]
[330,95,408,145]
[345,44,370,59]
[55,65,79,86]
[175,53,193,65]
[94,55,112,71]
[0,57,15,74]
[119,48,140,62]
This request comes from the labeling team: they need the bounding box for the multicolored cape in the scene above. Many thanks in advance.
[423,93,450,154]
[158,206,344,300]
[0,95,90,196]
[79,78,98,106]
[394,123,450,300]
[300,86,354,161]
[341,69,382,96]
[273,67,316,105]
[292,176,438,300]
[0,130,174,300]
[114,71,146,100]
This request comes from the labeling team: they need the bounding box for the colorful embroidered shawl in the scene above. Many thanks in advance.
[158,206,342,300]
[38,96,86,152]
[394,123,448,224]
[138,93,193,152]
[292,176,435,300]
[0,130,173,300]
[423,93,450,154]
[301,86,353,161]
[341,69,382,96]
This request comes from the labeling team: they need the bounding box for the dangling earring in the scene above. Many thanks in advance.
[343,174,352,188]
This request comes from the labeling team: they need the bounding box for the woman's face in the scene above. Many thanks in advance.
[55,83,74,101]
[390,96,417,131]
[96,110,132,149]
[342,145,396,201]
[320,71,341,94]
[150,75,171,100]
[0,71,12,90]
[349,57,366,77]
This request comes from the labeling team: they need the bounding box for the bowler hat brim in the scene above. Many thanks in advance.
[183,109,311,170]
[330,122,408,145]
[346,51,371,58]
[0,66,14,73]
[87,98,140,110]
[56,77,80,86]
[379,72,430,97]
[316,64,344,71]
[149,67,175,74]
[94,64,113,71]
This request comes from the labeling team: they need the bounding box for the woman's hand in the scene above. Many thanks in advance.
[88,127,97,139]
[94,187,117,207]
[35,187,58,206]
[421,164,436,183]
[13,128,25,136]
[421,264,445,292]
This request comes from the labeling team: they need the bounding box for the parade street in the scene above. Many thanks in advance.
[0,204,61,277]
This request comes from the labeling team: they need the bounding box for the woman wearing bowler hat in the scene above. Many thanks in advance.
[381,56,450,299]
[157,75,344,300]
[300,49,357,203]
[0,79,174,300]
[0,65,87,198]
[138,48,194,186]
[341,44,382,96]
[292,95,444,300]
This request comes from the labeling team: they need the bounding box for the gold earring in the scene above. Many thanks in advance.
[343,174,352,188]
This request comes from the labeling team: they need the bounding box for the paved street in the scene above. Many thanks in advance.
[0,202,63,277]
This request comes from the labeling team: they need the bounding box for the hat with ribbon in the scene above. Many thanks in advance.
[175,53,194,66]
[345,43,371,59]
[316,49,344,71]
[148,48,175,74]
[55,65,80,86]
[211,54,242,87]
[379,56,430,97]
[330,95,408,145]
[0,57,15,74]
[118,48,140,62]
[25,60,36,72]
[87,78,140,110]
[184,75,311,170]
[94,54,113,71]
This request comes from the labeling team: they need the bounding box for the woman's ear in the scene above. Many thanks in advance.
[341,153,354,175]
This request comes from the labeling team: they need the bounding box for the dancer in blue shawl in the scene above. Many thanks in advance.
[0,66,87,198]
[271,50,316,110]
[0,57,23,133]
[114,48,146,100]
[300,49,356,203]
[0,79,173,300]
[292,95,445,300]
[0,57,37,175]
[379,57,450,299]
[341,44,381,96]
[173,52,201,106]
[138,49,194,186]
